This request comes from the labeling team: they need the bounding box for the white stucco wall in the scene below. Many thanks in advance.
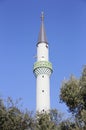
[36,74,50,112]
[37,43,49,61]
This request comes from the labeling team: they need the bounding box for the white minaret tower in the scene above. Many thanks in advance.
[33,12,53,112]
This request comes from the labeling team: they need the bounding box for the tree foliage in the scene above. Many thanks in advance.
[35,110,63,130]
[0,97,34,130]
[60,66,86,129]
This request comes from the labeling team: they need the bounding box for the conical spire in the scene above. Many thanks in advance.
[37,12,48,44]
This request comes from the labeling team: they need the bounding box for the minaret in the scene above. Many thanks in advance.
[33,12,53,112]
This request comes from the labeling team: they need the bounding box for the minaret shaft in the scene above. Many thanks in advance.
[37,43,49,61]
[33,13,52,112]
[36,73,50,111]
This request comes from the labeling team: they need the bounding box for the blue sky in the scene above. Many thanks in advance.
[0,0,86,116]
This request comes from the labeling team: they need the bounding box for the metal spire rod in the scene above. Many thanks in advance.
[41,12,44,21]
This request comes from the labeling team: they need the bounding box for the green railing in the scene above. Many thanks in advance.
[33,61,53,71]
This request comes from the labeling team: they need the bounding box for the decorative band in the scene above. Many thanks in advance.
[33,67,52,77]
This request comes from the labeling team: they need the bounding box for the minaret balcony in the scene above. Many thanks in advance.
[33,61,53,77]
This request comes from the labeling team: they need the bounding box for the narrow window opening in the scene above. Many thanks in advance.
[42,56,44,58]
[42,75,44,78]
[43,109,45,112]
[46,44,48,48]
